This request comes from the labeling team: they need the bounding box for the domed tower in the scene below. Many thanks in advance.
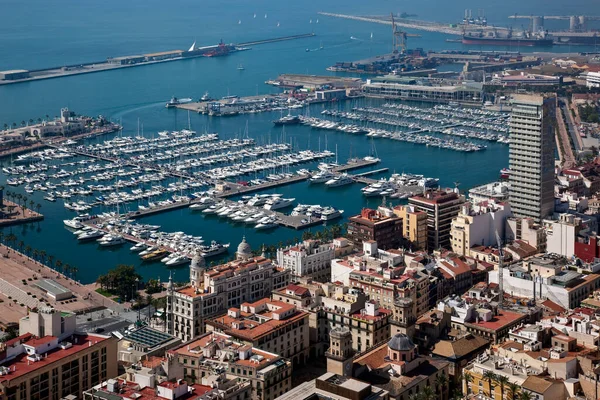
[326,327,354,376]
[190,249,205,288]
[387,333,417,371]
[236,236,252,261]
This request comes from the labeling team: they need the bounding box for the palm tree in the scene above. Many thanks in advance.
[36,203,41,215]
[420,386,435,400]
[64,264,71,277]
[506,382,520,400]
[0,232,4,244]
[39,250,47,265]
[17,240,24,252]
[496,375,509,400]
[29,200,34,212]
[24,245,32,256]
[32,249,39,261]
[435,374,448,397]
[28,119,33,126]
[48,255,54,268]
[482,370,497,398]
[518,391,532,400]
[71,265,78,279]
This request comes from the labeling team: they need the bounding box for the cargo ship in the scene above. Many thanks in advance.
[462,30,553,47]
[203,40,234,57]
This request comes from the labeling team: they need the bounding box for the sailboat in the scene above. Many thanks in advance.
[238,19,242,25]
[277,21,280,27]
[253,13,256,18]
[237,64,245,71]
[316,19,319,23]
[370,32,373,40]
[265,13,267,18]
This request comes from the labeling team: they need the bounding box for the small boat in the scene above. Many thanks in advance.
[320,207,344,221]
[200,91,213,101]
[139,246,159,256]
[237,64,245,71]
[255,217,278,230]
[325,174,354,187]
[44,195,56,202]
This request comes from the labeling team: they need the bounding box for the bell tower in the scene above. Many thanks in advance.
[391,297,416,337]
[326,327,355,376]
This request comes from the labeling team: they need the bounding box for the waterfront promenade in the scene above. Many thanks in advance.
[0,200,43,227]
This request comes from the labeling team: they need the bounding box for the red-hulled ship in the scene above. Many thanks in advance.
[203,40,232,57]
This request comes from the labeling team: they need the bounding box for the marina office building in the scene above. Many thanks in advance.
[508,94,556,222]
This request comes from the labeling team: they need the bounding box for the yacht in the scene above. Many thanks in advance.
[97,234,126,247]
[320,207,344,221]
[325,174,353,187]
[77,230,105,241]
[130,242,148,252]
[309,171,334,184]
[139,246,159,256]
[264,197,295,210]
[165,254,190,266]
[190,198,215,211]
[44,194,56,202]
[244,212,265,224]
[255,216,278,230]
[142,249,169,261]
[63,216,90,229]
[201,241,230,258]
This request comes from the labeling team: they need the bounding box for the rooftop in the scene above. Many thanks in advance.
[0,333,109,383]
[464,309,525,332]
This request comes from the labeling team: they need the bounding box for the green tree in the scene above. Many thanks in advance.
[482,370,497,398]
[420,386,435,400]
[519,391,532,400]
[435,374,448,397]
[496,374,509,400]
[507,382,520,400]
[55,259,63,272]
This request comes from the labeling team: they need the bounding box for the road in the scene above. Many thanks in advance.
[560,97,583,152]
[75,305,157,334]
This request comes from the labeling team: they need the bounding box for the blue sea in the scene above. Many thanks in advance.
[1,0,599,284]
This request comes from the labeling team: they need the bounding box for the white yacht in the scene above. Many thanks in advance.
[201,241,230,258]
[309,171,334,184]
[325,174,353,187]
[264,197,295,210]
[77,230,105,241]
[97,234,126,247]
[255,216,278,230]
[130,242,148,252]
[165,254,190,266]
[320,207,344,221]
[244,212,265,224]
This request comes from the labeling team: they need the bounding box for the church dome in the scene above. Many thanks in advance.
[237,236,252,257]
[388,334,415,352]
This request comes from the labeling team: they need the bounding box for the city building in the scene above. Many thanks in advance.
[0,307,117,400]
[276,240,334,282]
[347,209,402,250]
[508,94,556,222]
[393,205,428,250]
[352,334,450,400]
[506,216,547,251]
[117,326,181,364]
[409,189,465,250]
[450,200,512,256]
[585,71,600,88]
[362,81,482,104]
[490,254,600,309]
[274,373,389,400]
[468,181,510,204]
[167,331,291,400]
[544,213,585,258]
[205,298,310,366]
[167,239,290,342]
[430,333,489,381]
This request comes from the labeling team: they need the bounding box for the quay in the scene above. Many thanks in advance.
[0,200,44,227]
[237,33,316,46]
[0,124,121,159]
[0,34,316,86]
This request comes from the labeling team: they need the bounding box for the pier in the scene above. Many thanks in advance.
[0,34,317,86]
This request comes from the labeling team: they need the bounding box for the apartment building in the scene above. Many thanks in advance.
[508,94,556,222]
[167,239,290,341]
[450,200,512,256]
[347,209,403,250]
[205,298,310,366]
[276,240,334,282]
[167,331,291,400]
[393,204,427,250]
[409,189,465,250]
[0,307,117,400]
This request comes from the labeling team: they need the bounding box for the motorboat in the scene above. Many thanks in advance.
[264,197,295,210]
[165,254,190,266]
[309,171,334,184]
[320,207,344,221]
[77,230,105,241]
[166,96,193,108]
[255,216,278,230]
[97,234,126,247]
[130,242,148,252]
[201,241,230,258]
[142,249,169,261]
[325,174,353,187]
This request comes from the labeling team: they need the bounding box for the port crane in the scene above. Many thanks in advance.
[390,12,407,53]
